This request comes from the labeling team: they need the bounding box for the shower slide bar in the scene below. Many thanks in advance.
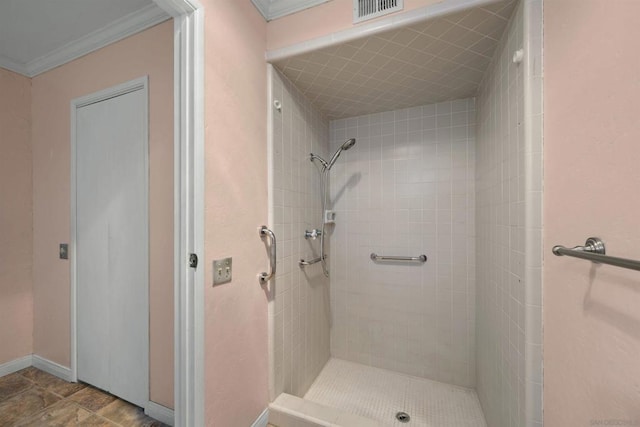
[299,255,326,267]
[370,253,427,263]
[552,237,640,272]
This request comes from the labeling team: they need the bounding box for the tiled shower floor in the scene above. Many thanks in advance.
[304,359,487,427]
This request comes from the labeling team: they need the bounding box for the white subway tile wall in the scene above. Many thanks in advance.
[328,98,477,387]
[475,0,543,425]
[271,69,331,398]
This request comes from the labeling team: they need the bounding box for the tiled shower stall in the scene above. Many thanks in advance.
[328,98,477,387]
[267,0,542,425]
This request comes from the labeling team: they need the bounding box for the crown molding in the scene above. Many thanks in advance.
[19,4,170,77]
[154,0,201,16]
[0,54,29,76]
[251,0,329,21]
[251,0,270,20]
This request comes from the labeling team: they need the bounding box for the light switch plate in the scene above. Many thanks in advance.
[60,243,69,260]
[213,257,232,285]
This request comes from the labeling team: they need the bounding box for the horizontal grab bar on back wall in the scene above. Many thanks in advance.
[370,253,427,263]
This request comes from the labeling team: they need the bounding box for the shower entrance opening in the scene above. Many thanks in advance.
[266,0,543,425]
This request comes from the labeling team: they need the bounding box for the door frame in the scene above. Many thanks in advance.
[154,1,205,426]
[71,75,150,405]
[69,1,205,425]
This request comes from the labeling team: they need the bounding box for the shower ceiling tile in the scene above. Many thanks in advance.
[361,37,390,53]
[484,0,518,19]
[391,28,423,45]
[422,19,456,39]
[272,0,516,119]
[469,36,499,56]
[454,8,494,29]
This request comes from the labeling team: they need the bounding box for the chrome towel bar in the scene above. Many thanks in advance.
[370,253,427,263]
[258,225,276,284]
[299,255,325,267]
[552,237,640,272]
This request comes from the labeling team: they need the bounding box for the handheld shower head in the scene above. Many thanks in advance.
[327,138,356,170]
[310,138,356,171]
[341,138,357,150]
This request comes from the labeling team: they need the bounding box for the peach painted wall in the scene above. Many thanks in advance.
[0,68,33,366]
[202,0,270,425]
[544,1,640,425]
[31,21,174,407]
[267,0,441,50]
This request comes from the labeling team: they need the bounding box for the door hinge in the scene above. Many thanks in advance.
[189,253,199,268]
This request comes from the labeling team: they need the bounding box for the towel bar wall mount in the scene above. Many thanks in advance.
[552,237,640,272]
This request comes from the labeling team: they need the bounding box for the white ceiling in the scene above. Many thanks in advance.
[272,0,516,119]
[0,0,170,77]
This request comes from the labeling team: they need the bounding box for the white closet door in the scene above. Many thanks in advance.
[76,86,148,408]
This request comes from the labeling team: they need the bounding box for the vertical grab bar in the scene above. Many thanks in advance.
[258,225,276,284]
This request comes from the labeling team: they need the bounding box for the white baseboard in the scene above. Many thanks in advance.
[32,354,72,382]
[0,355,33,377]
[145,401,174,426]
[0,354,71,382]
[251,408,269,427]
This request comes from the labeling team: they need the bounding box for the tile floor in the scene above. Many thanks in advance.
[303,359,487,427]
[0,367,167,426]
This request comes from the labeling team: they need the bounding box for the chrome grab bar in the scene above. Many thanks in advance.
[258,226,276,284]
[299,255,325,267]
[552,237,640,272]
[370,253,427,263]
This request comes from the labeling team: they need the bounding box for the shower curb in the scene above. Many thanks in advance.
[269,393,380,427]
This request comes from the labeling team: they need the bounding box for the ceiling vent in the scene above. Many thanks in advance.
[353,0,403,23]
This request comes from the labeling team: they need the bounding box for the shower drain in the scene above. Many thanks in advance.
[396,411,411,423]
